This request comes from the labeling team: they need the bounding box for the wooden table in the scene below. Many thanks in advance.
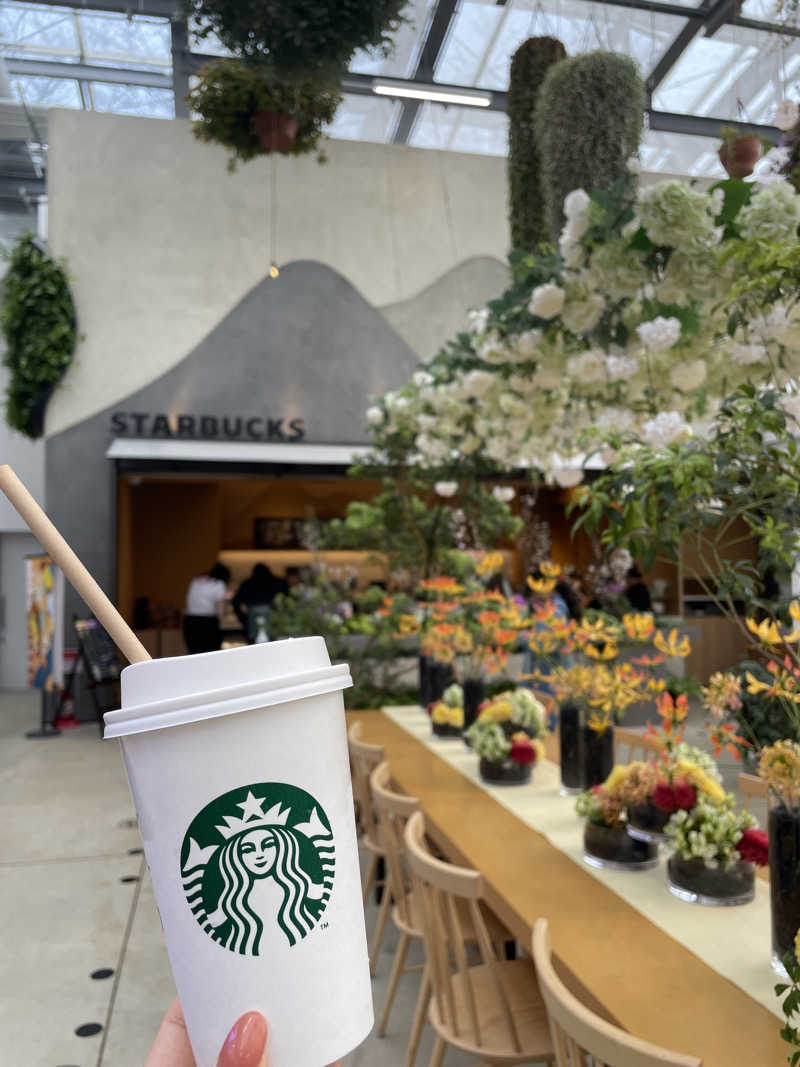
[348,710,784,1066]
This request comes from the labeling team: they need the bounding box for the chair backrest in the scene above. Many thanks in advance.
[370,761,419,929]
[613,726,662,766]
[738,771,768,812]
[531,919,701,1067]
[347,720,384,846]
[404,809,525,1055]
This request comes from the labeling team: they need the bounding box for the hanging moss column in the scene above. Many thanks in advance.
[507,37,566,252]
[535,52,644,241]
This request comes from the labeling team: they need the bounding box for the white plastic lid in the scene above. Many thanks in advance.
[104,637,352,739]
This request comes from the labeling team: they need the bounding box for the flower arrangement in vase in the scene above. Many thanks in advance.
[471,688,549,741]
[466,719,544,785]
[427,683,465,738]
[575,781,659,870]
[664,794,767,906]
[761,740,800,972]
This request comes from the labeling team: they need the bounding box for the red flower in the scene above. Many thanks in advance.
[738,828,769,866]
[652,780,697,814]
[510,739,537,765]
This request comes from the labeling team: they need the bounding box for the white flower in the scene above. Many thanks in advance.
[636,316,681,352]
[492,486,515,503]
[641,411,690,449]
[460,435,481,455]
[775,99,799,131]
[559,233,586,270]
[670,359,707,392]
[532,366,563,390]
[366,406,383,425]
[730,341,768,366]
[413,370,433,388]
[566,349,606,382]
[516,329,542,358]
[478,330,509,364]
[529,283,565,320]
[739,182,800,243]
[463,369,495,397]
[626,155,641,175]
[779,393,800,423]
[751,305,791,343]
[552,466,584,488]
[393,396,410,412]
[605,354,639,381]
[594,406,634,432]
[434,481,458,497]
[561,290,604,333]
[468,307,490,333]
[564,188,591,221]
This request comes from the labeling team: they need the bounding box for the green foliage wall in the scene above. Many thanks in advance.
[507,37,566,252]
[1,235,76,438]
[535,52,644,240]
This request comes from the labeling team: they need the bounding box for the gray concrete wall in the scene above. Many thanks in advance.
[46,110,510,437]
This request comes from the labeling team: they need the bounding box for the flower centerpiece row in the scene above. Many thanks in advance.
[465,688,548,784]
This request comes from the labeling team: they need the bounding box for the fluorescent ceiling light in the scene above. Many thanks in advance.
[373,79,491,108]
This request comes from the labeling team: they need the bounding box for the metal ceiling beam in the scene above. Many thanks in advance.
[392,0,460,145]
[13,0,181,16]
[4,57,171,89]
[171,21,190,118]
[649,109,780,140]
[645,0,747,98]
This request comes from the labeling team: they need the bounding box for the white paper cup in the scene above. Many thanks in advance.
[104,637,373,1067]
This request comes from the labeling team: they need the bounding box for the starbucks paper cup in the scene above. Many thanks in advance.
[104,637,373,1067]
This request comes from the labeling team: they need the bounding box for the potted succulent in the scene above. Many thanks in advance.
[576,782,659,870]
[428,683,464,738]
[718,125,767,179]
[467,720,543,785]
[665,794,766,906]
[187,60,342,170]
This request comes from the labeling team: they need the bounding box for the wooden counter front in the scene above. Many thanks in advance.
[348,710,783,1067]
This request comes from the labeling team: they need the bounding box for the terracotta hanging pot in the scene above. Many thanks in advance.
[718,136,763,179]
[252,110,299,152]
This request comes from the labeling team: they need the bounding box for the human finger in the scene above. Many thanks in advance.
[144,996,196,1067]
[217,1011,268,1067]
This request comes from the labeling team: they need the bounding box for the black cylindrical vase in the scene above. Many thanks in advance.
[770,800,800,972]
[583,724,614,789]
[429,662,453,704]
[559,702,584,794]
[418,655,432,708]
[463,678,486,729]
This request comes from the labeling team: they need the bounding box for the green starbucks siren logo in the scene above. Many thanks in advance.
[181,783,335,955]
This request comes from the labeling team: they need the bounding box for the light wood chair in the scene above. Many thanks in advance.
[614,727,663,766]
[738,771,768,811]
[404,810,555,1066]
[531,919,701,1067]
[370,761,429,1067]
[347,720,388,974]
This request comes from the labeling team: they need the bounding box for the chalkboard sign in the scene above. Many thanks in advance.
[74,619,120,684]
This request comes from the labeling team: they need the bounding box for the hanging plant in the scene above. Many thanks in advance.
[187,61,342,170]
[184,0,407,75]
[1,234,77,439]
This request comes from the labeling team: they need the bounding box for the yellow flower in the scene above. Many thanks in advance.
[476,552,505,576]
[394,614,420,636]
[585,642,619,661]
[527,575,556,596]
[795,927,800,963]
[479,699,513,723]
[653,628,691,658]
[431,702,463,727]
[587,710,612,733]
[604,764,631,796]
[790,601,800,624]
[745,670,769,696]
[675,761,726,804]
[541,561,561,578]
[745,616,799,645]
[622,612,655,641]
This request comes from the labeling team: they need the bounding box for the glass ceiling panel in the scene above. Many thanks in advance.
[436,0,688,90]
[641,127,725,176]
[78,12,171,67]
[90,81,174,118]
[10,72,80,108]
[653,22,800,123]
[350,0,437,76]
[409,101,509,155]
[324,93,400,142]
[0,3,77,55]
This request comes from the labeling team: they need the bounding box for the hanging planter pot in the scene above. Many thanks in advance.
[252,109,299,152]
[718,135,763,179]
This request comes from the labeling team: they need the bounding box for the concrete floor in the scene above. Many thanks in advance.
[0,690,757,1067]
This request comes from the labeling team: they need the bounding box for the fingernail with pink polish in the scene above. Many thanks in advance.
[218,1012,267,1067]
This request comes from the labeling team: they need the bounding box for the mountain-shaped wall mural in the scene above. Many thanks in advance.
[45,260,423,617]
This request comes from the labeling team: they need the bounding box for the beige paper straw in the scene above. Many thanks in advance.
[0,464,150,664]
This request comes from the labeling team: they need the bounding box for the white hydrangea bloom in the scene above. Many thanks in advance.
[779,393,800,423]
[641,411,690,449]
[561,289,604,333]
[516,329,542,358]
[730,342,768,366]
[751,305,791,343]
[532,366,563,390]
[670,359,707,392]
[366,406,383,425]
[566,349,606,382]
[775,99,799,131]
[552,466,584,488]
[460,434,481,455]
[434,481,458,497]
[626,155,641,174]
[529,283,565,320]
[413,370,433,388]
[636,316,682,352]
[492,486,515,503]
[463,369,495,397]
[635,181,720,248]
[605,354,639,381]
[468,307,490,333]
[564,188,591,221]
[559,233,587,270]
[738,182,800,243]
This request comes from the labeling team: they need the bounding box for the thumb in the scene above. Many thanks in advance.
[217,1012,268,1067]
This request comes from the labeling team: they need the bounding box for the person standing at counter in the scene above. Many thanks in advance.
[183,563,231,654]
[232,564,288,642]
